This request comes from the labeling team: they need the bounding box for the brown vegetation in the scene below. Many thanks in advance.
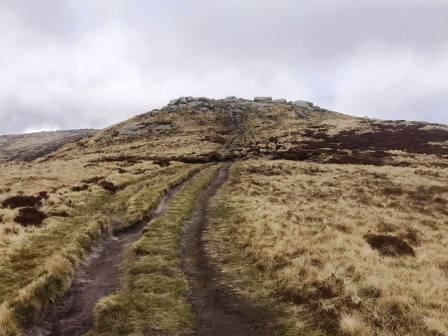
[364,234,415,257]
[207,160,448,336]
[0,98,447,335]
[2,196,42,209]
[14,207,47,227]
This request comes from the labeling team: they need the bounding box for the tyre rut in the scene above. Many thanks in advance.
[25,173,197,336]
[181,163,271,336]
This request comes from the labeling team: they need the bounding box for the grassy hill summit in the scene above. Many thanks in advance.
[0,97,447,336]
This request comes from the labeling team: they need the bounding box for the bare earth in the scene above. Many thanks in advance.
[181,163,272,336]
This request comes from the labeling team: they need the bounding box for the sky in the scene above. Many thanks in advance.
[0,0,447,134]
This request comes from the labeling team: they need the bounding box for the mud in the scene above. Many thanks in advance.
[25,175,195,336]
[181,164,271,336]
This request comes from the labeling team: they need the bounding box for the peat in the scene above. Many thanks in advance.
[365,234,415,257]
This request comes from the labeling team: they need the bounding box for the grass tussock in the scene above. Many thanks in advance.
[0,157,200,334]
[89,165,222,336]
[207,159,448,336]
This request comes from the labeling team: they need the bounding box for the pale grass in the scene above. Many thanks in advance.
[340,313,370,336]
[0,155,200,334]
[207,159,448,335]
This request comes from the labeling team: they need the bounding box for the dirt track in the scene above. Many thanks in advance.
[181,163,271,336]
[25,177,192,336]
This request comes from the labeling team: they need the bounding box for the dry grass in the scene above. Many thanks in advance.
[89,164,221,336]
[0,98,446,334]
[0,156,200,334]
[207,159,448,336]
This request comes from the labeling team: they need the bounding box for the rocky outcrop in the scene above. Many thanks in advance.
[0,129,96,163]
[254,96,273,102]
[292,100,316,110]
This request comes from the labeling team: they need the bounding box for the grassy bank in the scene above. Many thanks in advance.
[0,159,199,335]
[90,164,222,336]
[207,159,448,336]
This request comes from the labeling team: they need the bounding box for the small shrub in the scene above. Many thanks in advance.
[14,207,47,226]
[70,185,89,192]
[364,234,415,257]
[99,181,119,193]
[1,196,42,209]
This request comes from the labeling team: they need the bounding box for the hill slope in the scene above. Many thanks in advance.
[0,97,447,336]
[52,97,448,167]
[0,129,96,163]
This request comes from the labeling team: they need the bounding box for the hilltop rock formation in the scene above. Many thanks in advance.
[47,96,447,168]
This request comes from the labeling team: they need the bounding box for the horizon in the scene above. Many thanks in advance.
[2,94,448,136]
[1,1,447,134]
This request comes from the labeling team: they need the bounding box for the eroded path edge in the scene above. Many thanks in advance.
[25,171,198,336]
[181,163,271,336]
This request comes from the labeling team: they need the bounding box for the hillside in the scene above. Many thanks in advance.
[0,129,97,163]
[0,97,447,336]
[51,97,448,167]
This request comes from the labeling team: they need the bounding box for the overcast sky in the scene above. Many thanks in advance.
[0,0,447,134]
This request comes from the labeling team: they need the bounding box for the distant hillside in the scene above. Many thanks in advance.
[53,96,448,168]
[0,129,97,163]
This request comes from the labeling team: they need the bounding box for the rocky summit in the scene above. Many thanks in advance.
[43,96,448,168]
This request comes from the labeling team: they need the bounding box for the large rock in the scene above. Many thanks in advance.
[273,98,287,103]
[254,96,273,102]
[187,101,210,108]
[292,100,314,109]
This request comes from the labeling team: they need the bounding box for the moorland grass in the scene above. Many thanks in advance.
[0,161,200,335]
[207,159,448,336]
[90,164,222,336]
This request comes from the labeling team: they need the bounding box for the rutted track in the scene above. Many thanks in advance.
[181,163,271,336]
[25,174,196,336]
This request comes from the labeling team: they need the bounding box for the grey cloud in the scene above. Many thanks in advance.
[0,0,447,134]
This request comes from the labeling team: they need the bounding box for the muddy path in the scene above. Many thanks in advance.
[181,163,272,336]
[26,174,196,336]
